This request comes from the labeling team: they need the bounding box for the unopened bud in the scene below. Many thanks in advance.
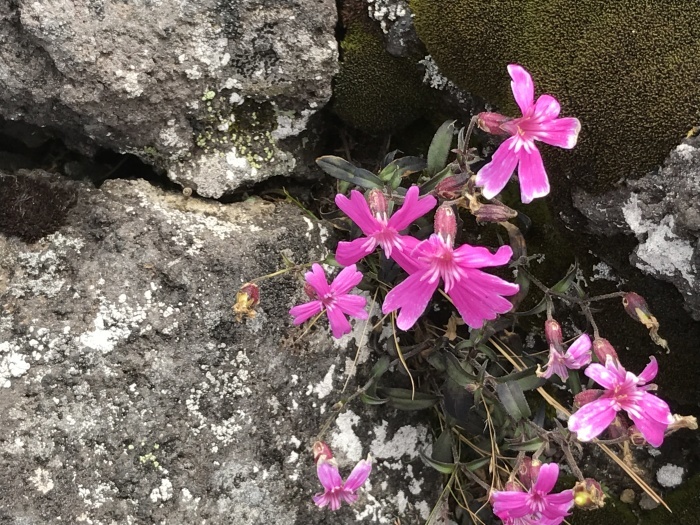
[574,389,603,409]
[233,282,260,321]
[368,189,388,221]
[592,338,618,363]
[477,112,511,136]
[435,204,457,246]
[504,481,522,493]
[435,172,468,200]
[628,425,647,447]
[573,478,606,510]
[473,203,518,224]
[544,319,564,350]
[622,292,669,352]
[517,457,541,490]
[312,441,334,464]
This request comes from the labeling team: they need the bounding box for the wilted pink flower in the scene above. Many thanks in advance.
[491,463,574,525]
[335,186,437,271]
[313,455,372,511]
[382,205,519,330]
[537,333,592,382]
[475,64,581,204]
[289,264,368,339]
[568,356,673,447]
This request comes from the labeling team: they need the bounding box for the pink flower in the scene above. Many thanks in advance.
[568,356,674,447]
[537,333,592,382]
[335,186,437,272]
[289,264,368,339]
[491,463,574,525]
[313,456,372,511]
[382,205,519,330]
[475,64,581,204]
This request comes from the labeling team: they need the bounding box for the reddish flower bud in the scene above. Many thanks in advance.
[592,338,618,363]
[233,282,260,321]
[573,389,603,409]
[368,189,388,221]
[477,112,511,136]
[313,441,334,464]
[517,457,542,490]
[504,481,523,492]
[544,319,564,349]
[573,478,606,510]
[435,172,468,200]
[473,203,518,224]
[622,292,669,352]
[628,426,647,447]
[434,204,457,246]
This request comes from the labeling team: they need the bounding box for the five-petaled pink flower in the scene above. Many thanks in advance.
[289,264,368,339]
[491,463,574,525]
[313,456,372,511]
[475,64,581,204]
[382,205,519,330]
[568,356,673,447]
[537,333,592,382]
[335,186,437,272]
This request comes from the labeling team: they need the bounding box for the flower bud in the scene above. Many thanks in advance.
[517,457,541,490]
[368,189,388,221]
[435,172,468,200]
[312,441,334,464]
[544,319,564,350]
[504,481,523,493]
[233,282,260,321]
[473,203,518,224]
[592,338,618,363]
[622,292,669,352]
[573,389,603,409]
[628,426,647,447]
[477,112,511,136]
[573,478,606,510]
[435,204,457,246]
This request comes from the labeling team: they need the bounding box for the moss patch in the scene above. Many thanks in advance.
[640,473,700,524]
[411,0,700,192]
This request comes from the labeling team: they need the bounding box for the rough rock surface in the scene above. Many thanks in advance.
[572,137,700,320]
[0,1,338,197]
[0,172,440,523]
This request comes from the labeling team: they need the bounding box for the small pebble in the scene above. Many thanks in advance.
[620,488,635,504]
[639,493,659,511]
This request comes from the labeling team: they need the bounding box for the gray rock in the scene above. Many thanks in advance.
[572,137,700,319]
[0,172,439,524]
[0,1,338,197]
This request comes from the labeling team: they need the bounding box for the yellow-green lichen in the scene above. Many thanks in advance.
[411,0,700,192]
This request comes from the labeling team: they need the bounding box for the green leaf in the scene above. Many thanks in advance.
[427,120,456,176]
[420,165,452,195]
[316,156,383,189]
[462,456,492,472]
[420,451,456,474]
[369,355,391,380]
[494,366,538,383]
[496,381,531,421]
[432,429,454,464]
[515,295,548,317]
[443,351,477,387]
[360,392,389,405]
[379,387,439,411]
[516,374,546,392]
[552,260,579,293]
[504,437,545,452]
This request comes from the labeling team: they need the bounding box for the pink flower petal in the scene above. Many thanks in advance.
[636,356,658,385]
[533,94,561,121]
[491,490,531,518]
[335,190,379,235]
[343,458,372,491]
[635,391,673,424]
[306,264,332,296]
[545,489,574,507]
[326,304,352,339]
[334,294,368,320]
[339,491,359,506]
[454,244,513,268]
[389,235,423,274]
[336,237,376,266]
[517,146,550,204]
[564,334,592,369]
[583,362,618,390]
[317,461,343,491]
[330,264,363,295]
[533,117,581,149]
[289,300,323,325]
[627,402,669,448]
[388,185,437,231]
[475,137,520,200]
[447,272,517,329]
[461,269,520,296]
[382,270,439,330]
[533,463,559,494]
[508,64,535,114]
[568,398,618,441]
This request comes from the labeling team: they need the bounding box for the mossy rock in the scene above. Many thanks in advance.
[411,0,700,192]
[333,23,432,133]
[640,473,700,524]
[568,499,637,525]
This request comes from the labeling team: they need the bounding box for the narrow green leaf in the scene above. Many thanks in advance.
[516,374,546,392]
[316,156,383,189]
[552,260,579,293]
[379,387,439,411]
[427,120,456,176]
[360,393,389,405]
[369,355,391,380]
[496,381,531,421]
[443,351,477,387]
[420,165,452,195]
[420,451,456,474]
[462,456,492,472]
[432,429,454,464]
[504,437,545,452]
[515,296,548,317]
[494,366,538,383]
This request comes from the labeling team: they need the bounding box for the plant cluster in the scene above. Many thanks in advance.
[243,65,697,524]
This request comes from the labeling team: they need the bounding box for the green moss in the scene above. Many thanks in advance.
[411,0,700,192]
[568,499,637,525]
[641,473,700,524]
[333,24,432,133]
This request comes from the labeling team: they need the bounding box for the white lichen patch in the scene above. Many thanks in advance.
[29,467,54,494]
[370,421,430,462]
[656,463,684,488]
[623,194,696,285]
[367,0,409,34]
[150,478,174,502]
[0,342,31,388]
[312,364,335,399]
[330,410,363,462]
